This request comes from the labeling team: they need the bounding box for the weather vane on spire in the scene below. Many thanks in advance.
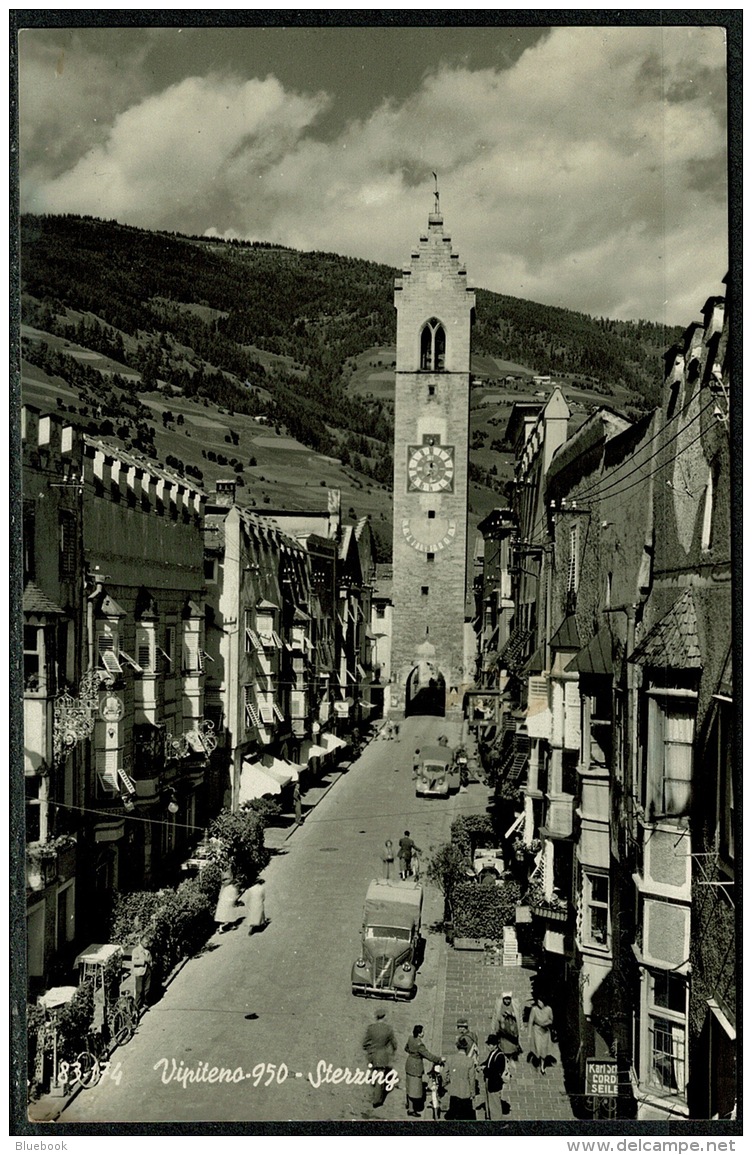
[432,171,440,215]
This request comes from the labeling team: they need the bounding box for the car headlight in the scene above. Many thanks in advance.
[356,958,366,969]
[402,962,412,972]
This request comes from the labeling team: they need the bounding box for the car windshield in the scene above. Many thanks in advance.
[365,926,411,941]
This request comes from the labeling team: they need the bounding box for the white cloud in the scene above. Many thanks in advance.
[21,25,728,324]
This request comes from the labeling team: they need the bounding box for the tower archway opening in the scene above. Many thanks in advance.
[420,318,446,371]
[404,663,446,718]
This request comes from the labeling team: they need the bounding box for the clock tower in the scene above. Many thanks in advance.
[391,190,475,717]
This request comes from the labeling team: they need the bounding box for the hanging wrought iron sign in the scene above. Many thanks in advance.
[164,719,217,760]
[53,668,115,764]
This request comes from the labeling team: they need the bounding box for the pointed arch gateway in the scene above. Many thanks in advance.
[404,663,446,718]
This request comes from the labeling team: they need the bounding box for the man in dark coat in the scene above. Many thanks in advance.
[481,1032,508,1120]
[362,1008,398,1107]
[398,831,421,879]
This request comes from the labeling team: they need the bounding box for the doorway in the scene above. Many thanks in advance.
[405,666,446,717]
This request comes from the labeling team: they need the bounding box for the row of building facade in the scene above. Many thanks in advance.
[22,408,378,993]
[473,281,735,1120]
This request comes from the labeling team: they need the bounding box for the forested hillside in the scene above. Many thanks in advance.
[19,214,680,559]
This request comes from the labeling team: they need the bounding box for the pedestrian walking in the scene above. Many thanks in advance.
[492,991,522,1060]
[362,1008,397,1108]
[444,1037,479,1120]
[385,720,394,741]
[404,1025,442,1117]
[382,839,395,880]
[527,996,555,1074]
[456,1015,479,1062]
[480,1033,508,1120]
[130,939,152,1006]
[393,721,400,741]
[398,831,421,879]
[214,871,242,933]
[412,749,421,781]
[244,877,268,936]
[293,780,303,825]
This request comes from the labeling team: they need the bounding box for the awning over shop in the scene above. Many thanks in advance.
[301,741,328,762]
[239,760,287,802]
[263,757,296,788]
[321,733,347,753]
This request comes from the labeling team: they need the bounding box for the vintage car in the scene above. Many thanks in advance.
[352,879,423,999]
[472,846,506,882]
[415,744,451,798]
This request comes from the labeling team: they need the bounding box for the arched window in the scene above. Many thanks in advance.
[420,318,446,371]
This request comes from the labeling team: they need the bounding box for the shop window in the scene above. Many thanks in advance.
[583,871,609,948]
[644,694,695,818]
[648,971,687,1097]
[24,625,43,693]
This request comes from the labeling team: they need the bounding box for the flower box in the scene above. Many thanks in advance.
[530,901,569,922]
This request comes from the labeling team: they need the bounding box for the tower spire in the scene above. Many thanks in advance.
[432,171,440,215]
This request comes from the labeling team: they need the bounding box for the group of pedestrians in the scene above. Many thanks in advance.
[382,831,421,880]
[213,871,268,936]
[360,989,558,1120]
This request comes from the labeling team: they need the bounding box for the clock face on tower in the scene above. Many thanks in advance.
[407,439,455,493]
[401,516,457,553]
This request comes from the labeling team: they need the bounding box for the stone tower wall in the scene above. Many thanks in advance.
[391,211,475,711]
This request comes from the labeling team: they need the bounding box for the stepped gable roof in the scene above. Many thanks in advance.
[547,408,632,489]
[23,582,66,615]
[630,589,701,669]
[353,516,369,541]
[550,614,581,650]
[83,436,205,498]
[339,524,353,560]
[570,626,614,676]
[239,509,304,555]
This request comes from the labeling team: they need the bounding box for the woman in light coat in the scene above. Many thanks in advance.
[214,873,242,933]
[528,997,555,1074]
[244,878,267,935]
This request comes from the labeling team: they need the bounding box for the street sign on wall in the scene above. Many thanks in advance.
[585,1059,618,1096]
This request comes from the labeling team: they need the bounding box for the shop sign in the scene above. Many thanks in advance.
[100,695,124,722]
[585,1059,618,1097]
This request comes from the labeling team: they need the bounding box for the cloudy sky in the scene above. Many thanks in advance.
[18,22,729,326]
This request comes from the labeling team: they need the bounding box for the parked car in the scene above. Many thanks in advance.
[352,879,423,999]
[472,847,506,883]
[415,745,451,798]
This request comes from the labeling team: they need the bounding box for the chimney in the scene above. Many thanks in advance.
[214,479,237,508]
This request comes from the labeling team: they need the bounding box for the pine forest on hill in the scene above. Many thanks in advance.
[19,214,682,561]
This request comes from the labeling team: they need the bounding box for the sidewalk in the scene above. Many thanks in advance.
[440,949,575,1121]
[436,749,576,1123]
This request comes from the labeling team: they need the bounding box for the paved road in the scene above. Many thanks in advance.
[62,716,465,1123]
